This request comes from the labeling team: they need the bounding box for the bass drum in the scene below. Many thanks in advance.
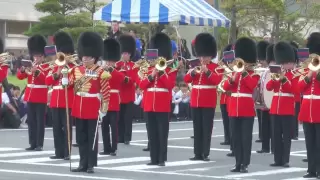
[261,71,273,109]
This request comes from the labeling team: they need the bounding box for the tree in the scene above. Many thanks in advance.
[25,0,107,43]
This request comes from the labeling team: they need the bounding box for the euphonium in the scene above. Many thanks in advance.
[155,57,167,71]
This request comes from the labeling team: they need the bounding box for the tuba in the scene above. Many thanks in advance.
[155,57,167,71]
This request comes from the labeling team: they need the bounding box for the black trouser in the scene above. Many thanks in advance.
[144,112,150,149]
[272,115,293,164]
[220,104,230,143]
[192,107,215,157]
[303,122,320,174]
[75,119,98,169]
[101,111,118,153]
[147,112,169,164]
[27,102,46,148]
[293,102,300,138]
[229,114,234,152]
[51,108,72,157]
[118,102,134,142]
[230,117,254,166]
[256,109,262,140]
[179,103,190,119]
[261,110,271,152]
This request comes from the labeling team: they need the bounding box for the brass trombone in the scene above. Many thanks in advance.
[155,57,167,71]
[308,54,320,72]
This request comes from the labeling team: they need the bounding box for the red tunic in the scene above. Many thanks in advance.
[184,63,221,108]
[45,63,75,108]
[298,71,320,123]
[68,65,110,119]
[0,65,9,104]
[139,67,175,112]
[115,61,136,104]
[16,64,50,103]
[223,70,260,117]
[266,71,296,115]
[107,69,125,111]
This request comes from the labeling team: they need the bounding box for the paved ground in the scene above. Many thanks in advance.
[0,117,311,180]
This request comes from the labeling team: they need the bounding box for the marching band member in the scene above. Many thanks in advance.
[184,33,221,161]
[266,41,297,167]
[99,38,125,156]
[116,34,136,145]
[223,37,260,173]
[17,35,49,151]
[68,32,111,173]
[290,41,301,140]
[139,32,175,166]
[298,32,320,179]
[46,31,75,160]
[220,44,232,147]
[0,38,9,106]
[256,41,272,154]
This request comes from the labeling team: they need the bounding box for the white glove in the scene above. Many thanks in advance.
[61,77,68,86]
[99,110,106,119]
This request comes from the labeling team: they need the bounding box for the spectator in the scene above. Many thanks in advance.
[133,88,143,121]
[171,85,180,119]
[0,84,20,128]
[108,22,123,39]
[129,30,142,61]
[140,39,145,56]
[178,83,191,120]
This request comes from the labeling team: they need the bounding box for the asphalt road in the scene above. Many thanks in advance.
[0,117,311,180]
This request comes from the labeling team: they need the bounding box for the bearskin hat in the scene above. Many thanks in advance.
[257,41,270,60]
[53,31,74,54]
[194,33,217,58]
[0,38,3,54]
[103,38,120,62]
[118,34,136,59]
[234,37,257,63]
[27,35,46,56]
[266,44,275,64]
[77,31,103,59]
[306,32,320,55]
[274,41,295,64]
[149,33,172,60]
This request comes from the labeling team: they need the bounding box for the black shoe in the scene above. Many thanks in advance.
[190,136,194,139]
[64,156,70,160]
[270,163,282,167]
[292,137,299,140]
[34,147,43,151]
[230,165,241,172]
[256,150,270,154]
[72,144,79,147]
[50,155,63,159]
[71,166,87,172]
[25,147,35,151]
[189,156,203,161]
[227,152,235,157]
[240,165,248,173]
[303,158,308,162]
[142,148,149,151]
[158,162,165,166]
[303,173,316,178]
[110,151,117,156]
[282,163,290,168]
[202,156,210,161]
[317,174,320,179]
[87,167,94,173]
[220,141,230,145]
[255,139,262,143]
[124,141,130,145]
[147,162,157,165]
[99,151,111,155]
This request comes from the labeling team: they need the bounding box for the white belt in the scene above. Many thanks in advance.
[231,93,252,98]
[76,92,100,97]
[303,95,320,100]
[110,89,120,93]
[192,85,216,89]
[274,93,294,97]
[52,85,63,90]
[147,88,169,92]
[27,84,47,88]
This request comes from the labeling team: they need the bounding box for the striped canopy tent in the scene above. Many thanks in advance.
[93,0,231,28]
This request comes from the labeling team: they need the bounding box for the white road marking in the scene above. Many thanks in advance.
[282,177,313,180]
[0,148,22,152]
[60,157,150,167]
[0,151,55,158]
[0,169,132,180]
[223,167,307,178]
[291,150,307,154]
[109,160,212,171]
[132,128,193,133]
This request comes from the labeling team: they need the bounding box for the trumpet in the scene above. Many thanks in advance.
[194,66,201,73]
[155,57,167,71]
